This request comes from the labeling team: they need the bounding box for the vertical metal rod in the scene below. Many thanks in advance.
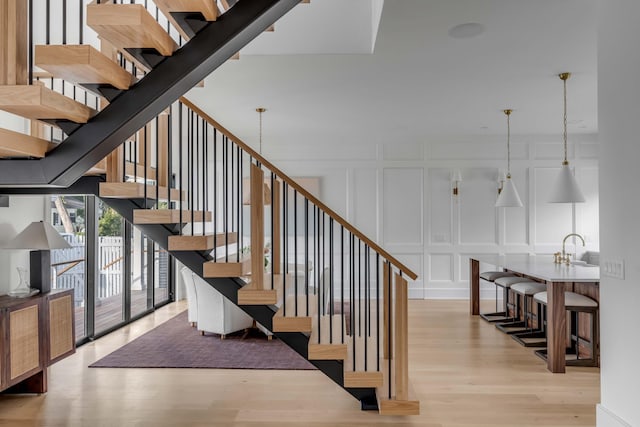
[143,124,148,205]
[178,103,183,229]
[340,225,344,344]
[376,253,380,371]
[46,0,50,44]
[235,146,240,261]
[387,262,392,399]
[364,245,368,370]
[329,217,333,344]
[195,117,200,227]
[322,212,325,315]
[78,0,83,44]
[283,181,288,316]
[28,0,33,84]
[62,0,67,44]
[316,206,320,344]
[155,118,159,206]
[230,136,235,260]
[190,110,195,232]
[270,172,274,290]
[213,129,218,261]
[167,106,172,209]
[294,190,298,316]
[224,136,228,261]
[204,121,208,236]
[358,240,361,337]
[238,148,242,252]
[304,198,309,315]
[351,233,355,370]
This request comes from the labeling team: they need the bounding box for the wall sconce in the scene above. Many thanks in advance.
[451,170,462,196]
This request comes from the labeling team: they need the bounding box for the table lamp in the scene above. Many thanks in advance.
[5,221,71,297]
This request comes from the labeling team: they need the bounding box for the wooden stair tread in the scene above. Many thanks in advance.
[308,314,348,360]
[0,128,53,158]
[87,3,178,67]
[0,85,95,124]
[35,44,133,90]
[154,0,218,40]
[133,209,211,224]
[376,358,420,415]
[272,293,317,333]
[202,254,250,278]
[237,273,293,306]
[168,232,237,251]
[99,182,185,201]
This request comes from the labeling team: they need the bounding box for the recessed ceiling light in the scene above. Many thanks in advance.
[448,23,485,39]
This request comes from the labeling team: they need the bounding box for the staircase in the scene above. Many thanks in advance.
[0,0,419,415]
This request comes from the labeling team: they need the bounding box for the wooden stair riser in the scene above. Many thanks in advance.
[35,44,133,90]
[237,289,277,305]
[168,233,238,251]
[308,343,348,361]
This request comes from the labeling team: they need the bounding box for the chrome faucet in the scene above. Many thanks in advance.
[556,233,585,265]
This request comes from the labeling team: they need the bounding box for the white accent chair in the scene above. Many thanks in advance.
[180,267,198,327]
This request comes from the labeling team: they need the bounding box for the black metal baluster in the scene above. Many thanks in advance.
[282,181,288,316]
[238,148,242,253]
[190,110,195,233]
[294,190,298,316]
[231,137,235,260]
[167,107,172,210]
[28,0,33,84]
[316,206,320,343]
[351,233,355,370]
[376,253,380,371]
[304,198,309,315]
[195,116,200,229]
[213,128,218,261]
[270,172,274,290]
[143,123,148,206]
[223,136,228,261]
[329,217,333,344]
[358,240,361,337]
[204,121,208,236]
[178,103,183,229]
[46,0,50,45]
[340,225,344,344]
[387,262,392,399]
[78,0,83,44]
[155,118,159,207]
[364,245,368,371]
[62,0,67,44]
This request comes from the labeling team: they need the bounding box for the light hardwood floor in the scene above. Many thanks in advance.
[0,300,599,426]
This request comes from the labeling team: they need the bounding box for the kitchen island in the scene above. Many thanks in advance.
[469,254,600,373]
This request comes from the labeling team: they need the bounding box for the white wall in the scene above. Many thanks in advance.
[0,196,48,295]
[265,134,599,299]
[597,1,640,426]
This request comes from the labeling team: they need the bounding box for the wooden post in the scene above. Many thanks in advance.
[470,258,480,315]
[394,273,409,401]
[383,261,391,359]
[0,0,28,85]
[272,179,281,275]
[250,164,265,290]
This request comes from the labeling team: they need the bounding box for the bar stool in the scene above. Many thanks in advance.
[531,291,599,367]
[496,277,546,335]
[479,271,518,323]
[502,281,547,338]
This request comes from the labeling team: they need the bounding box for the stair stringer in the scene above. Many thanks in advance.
[100,196,378,408]
[0,0,302,187]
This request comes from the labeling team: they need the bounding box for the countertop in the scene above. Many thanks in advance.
[469,254,600,283]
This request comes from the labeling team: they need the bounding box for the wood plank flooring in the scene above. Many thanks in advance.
[0,300,599,426]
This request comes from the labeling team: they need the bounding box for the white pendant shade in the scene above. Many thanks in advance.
[548,163,585,203]
[495,177,523,207]
[5,221,72,250]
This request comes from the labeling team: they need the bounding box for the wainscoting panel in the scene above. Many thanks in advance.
[429,253,453,282]
[459,168,498,245]
[351,168,378,238]
[428,168,453,245]
[382,168,423,245]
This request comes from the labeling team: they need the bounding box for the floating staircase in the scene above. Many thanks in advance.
[0,0,419,415]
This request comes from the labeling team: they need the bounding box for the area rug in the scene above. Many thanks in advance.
[89,311,315,370]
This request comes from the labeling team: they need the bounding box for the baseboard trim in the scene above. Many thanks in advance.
[597,404,632,427]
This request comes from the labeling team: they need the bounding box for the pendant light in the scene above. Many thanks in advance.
[548,72,585,203]
[495,109,523,207]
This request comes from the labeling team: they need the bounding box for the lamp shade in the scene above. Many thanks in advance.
[548,163,586,203]
[5,221,72,250]
[495,177,523,207]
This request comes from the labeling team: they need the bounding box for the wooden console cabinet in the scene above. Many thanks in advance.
[0,289,75,393]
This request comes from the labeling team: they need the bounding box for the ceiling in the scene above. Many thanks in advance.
[187,0,597,150]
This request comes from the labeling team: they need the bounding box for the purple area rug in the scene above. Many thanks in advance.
[89,311,315,370]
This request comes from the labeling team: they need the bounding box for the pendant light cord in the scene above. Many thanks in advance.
[560,73,571,165]
[256,107,266,155]
[504,109,512,178]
